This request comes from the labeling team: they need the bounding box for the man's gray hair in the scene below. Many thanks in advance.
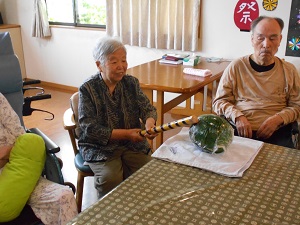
[251,16,284,32]
[93,37,127,64]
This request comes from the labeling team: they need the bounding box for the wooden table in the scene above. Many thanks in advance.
[127,59,230,148]
[67,142,300,225]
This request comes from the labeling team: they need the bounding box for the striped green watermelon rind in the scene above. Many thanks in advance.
[189,114,234,154]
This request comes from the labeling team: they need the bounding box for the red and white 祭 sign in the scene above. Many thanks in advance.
[234,0,259,31]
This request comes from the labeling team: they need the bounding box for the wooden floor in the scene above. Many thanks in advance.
[23,84,184,211]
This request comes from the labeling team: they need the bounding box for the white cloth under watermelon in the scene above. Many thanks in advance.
[152,127,264,177]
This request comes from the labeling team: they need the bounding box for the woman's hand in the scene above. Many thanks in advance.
[0,145,13,159]
[144,118,158,140]
[0,145,13,168]
[127,129,145,142]
[0,159,9,169]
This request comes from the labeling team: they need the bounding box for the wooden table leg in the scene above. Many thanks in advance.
[155,90,164,149]
[170,79,220,117]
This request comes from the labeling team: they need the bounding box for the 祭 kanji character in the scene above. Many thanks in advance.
[234,0,259,31]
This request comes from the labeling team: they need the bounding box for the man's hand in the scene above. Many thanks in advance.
[235,116,253,138]
[256,114,283,139]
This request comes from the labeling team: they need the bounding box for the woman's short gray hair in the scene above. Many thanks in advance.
[93,37,127,64]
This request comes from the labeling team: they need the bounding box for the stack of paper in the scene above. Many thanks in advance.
[162,53,189,60]
[159,59,183,65]
[159,53,189,65]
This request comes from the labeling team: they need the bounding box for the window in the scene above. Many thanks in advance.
[46,0,106,28]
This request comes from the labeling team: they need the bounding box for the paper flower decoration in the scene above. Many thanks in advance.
[262,0,278,11]
[288,37,300,51]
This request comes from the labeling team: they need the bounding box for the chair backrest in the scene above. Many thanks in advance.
[70,92,81,139]
[63,91,81,156]
[0,32,24,126]
[0,33,66,185]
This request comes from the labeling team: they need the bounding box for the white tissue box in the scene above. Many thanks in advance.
[183,56,201,66]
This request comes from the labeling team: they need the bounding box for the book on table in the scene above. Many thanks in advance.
[159,58,183,65]
[159,53,189,65]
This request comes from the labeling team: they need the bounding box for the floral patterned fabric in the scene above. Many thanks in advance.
[28,177,78,225]
[0,93,78,224]
[0,93,25,147]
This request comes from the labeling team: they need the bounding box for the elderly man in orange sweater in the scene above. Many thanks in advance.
[213,16,300,148]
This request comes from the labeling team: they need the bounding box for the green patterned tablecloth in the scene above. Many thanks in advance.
[67,143,300,225]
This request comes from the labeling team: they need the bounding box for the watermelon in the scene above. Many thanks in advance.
[189,114,234,154]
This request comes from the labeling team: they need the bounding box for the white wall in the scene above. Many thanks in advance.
[1,0,299,88]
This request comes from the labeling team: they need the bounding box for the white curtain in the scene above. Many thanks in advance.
[32,0,51,38]
[106,0,201,51]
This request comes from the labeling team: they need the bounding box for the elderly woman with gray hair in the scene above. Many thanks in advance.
[78,37,157,198]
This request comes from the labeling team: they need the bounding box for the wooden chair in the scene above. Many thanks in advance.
[63,92,94,213]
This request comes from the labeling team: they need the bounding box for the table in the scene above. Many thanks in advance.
[127,59,230,148]
[67,143,300,224]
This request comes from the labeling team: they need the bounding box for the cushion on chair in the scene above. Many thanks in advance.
[75,153,93,173]
[0,133,46,222]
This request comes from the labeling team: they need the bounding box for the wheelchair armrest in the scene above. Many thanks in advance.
[23,94,54,120]
[23,79,41,86]
[27,128,60,153]
[24,94,51,102]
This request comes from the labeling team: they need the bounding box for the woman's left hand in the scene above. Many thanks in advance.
[144,132,158,140]
[144,118,158,140]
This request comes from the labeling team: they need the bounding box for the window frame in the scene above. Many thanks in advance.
[47,0,106,29]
